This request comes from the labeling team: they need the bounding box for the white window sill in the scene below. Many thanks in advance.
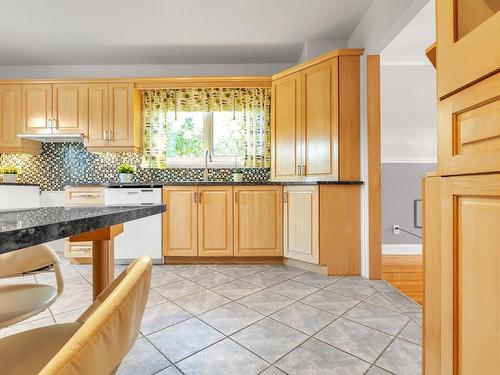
[163,157,245,169]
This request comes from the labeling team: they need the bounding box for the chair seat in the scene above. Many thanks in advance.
[0,322,82,375]
[0,284,58,328]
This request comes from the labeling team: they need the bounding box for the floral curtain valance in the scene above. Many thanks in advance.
[142,87,271,169]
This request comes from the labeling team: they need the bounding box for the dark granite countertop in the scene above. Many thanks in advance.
[65,180,363,188]
[0,204,166,253]
[0,182,40,187]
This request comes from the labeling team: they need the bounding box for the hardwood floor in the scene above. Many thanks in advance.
[382,255,423,305]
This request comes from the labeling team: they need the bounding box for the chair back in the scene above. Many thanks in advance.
[39,256,152,375]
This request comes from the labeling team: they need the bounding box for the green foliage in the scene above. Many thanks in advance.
[170,116,203,157]
[117,163,135,174]
[1,166,18,174]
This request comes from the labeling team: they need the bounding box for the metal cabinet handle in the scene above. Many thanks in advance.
[302,165,306,176]
[109,130,113,141]
[283,191,287,204]
[193,192,198,203]
[198,192,202,203]
[234,191,238,203]
[298,165,302,176]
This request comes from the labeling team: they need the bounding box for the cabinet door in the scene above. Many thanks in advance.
[21,84,53,133]
[271,72,302,181]
[198,186,233,256]
[85,83,109,147]
[302,58,339,180]
[234,186,282,256]
[108,83,138,149]
[437,72,500,175]
[435,174,500,374]
[0,85,21,149]
[52,84,87,134]
[283,186,319,264]
[163,187,198,256]
[437,0,500,98]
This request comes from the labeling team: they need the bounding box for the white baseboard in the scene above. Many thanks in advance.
[382,244,422,255]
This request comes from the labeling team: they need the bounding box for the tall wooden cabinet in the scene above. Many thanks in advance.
[0,85,40,154]
[271,49,361,182]
[424,2,500,373]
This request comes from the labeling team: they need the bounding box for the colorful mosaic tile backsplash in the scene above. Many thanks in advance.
[0,143,270,191]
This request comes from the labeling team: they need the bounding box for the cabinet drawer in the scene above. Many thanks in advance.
[65,187,105,205]
[64,241,92,258]
[438,73,500,175]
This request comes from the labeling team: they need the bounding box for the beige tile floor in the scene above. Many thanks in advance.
[0,261,423,375]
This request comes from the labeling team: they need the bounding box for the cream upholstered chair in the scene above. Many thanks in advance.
[0,244,64,328]
[0,256,152,375]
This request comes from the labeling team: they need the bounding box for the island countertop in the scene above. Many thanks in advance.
[0,205,166,253]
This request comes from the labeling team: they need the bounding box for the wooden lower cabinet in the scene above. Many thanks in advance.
[283,185,319,264]
[198,186,233,256]
[163,186,198,257]
[319,185,360,275]
[424,174,500,374]
[233,186,283,257]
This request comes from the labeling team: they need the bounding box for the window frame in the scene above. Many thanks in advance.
[165,111,245,168]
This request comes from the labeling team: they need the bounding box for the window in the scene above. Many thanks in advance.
[164,111,245,167]
[142,88,271,169]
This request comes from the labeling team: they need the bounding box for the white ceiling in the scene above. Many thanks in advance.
[0,0,373,65]
[381,0,435,62]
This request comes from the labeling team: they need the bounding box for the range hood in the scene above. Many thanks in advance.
[17,133,84,143]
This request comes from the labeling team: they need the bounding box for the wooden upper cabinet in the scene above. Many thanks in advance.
[0,85,40,154]
[85,83,109,147]
[163,186,198,257]
[21,84,53,133]
[271,72,302,181]
[436,0,500,98]
[283,186,319,264]
[198,186,233,256]
[233,186,282,256]
[85,82,141,152]
[52,84,87,134]
[107,83,141,152]
[302,59,339,180]
[271,49,361,182]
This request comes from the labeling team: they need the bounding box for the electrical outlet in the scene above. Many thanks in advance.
[392,225,400,235]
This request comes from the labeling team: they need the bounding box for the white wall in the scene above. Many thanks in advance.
[347,0,431,277]
[0,63,293,79]
[299,40,348,62]
[381,65,437,162]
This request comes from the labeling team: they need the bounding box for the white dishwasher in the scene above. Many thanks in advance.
[105,187,163,264]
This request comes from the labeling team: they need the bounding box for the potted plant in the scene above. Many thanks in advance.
[1,166,19,183]
[232,168,244,182]
[117,163,135,183]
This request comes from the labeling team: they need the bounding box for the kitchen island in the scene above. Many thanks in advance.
[0,205,165,298]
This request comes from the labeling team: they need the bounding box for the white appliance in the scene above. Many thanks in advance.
[0,185,40,210]
[105,187,163,264]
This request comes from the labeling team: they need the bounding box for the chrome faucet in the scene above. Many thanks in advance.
[204,149,213,181]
